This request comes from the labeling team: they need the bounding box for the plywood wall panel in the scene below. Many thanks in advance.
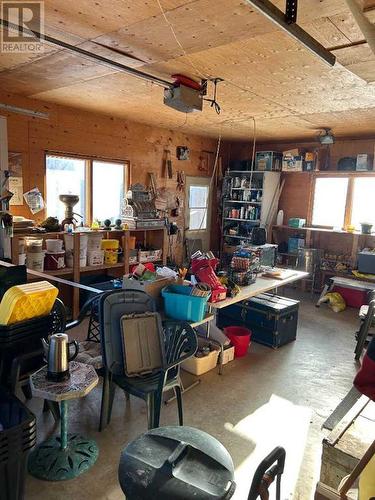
[228,136,375,228]
[1,91,218,262]
[278,173,312,223]
[1,0,374,140]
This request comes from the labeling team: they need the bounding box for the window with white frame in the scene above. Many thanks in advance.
[188,185,209,230]
[46,154,128,224]
[312,175,375,230]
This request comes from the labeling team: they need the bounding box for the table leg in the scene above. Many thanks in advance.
[28,399,99,481]
[207,307,224,375]
[60,399,68,450]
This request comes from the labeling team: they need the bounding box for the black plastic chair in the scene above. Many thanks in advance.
[66,289,157,430]
[247,446,286,500]
[99,290,198,430]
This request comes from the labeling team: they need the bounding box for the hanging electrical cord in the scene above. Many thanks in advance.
[155,0,264,258]
[154,0,322,129]
[185,126,222,259]
[251,116,257,169]
[155,0,209,81]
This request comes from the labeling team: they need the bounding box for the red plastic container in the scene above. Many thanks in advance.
[224,326,251,357]
[332,285,367,309]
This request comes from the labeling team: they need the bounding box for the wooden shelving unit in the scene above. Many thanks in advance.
[272,224,375,289]
[11,227,168,318]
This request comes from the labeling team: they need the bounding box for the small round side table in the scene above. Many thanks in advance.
[28,361,99,481]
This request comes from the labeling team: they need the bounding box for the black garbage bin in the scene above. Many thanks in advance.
[118,426,236,500]
[0,388,36,500]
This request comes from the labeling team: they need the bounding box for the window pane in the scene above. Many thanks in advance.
[189,186,208,208]
[46,156,86,221]
[312,177,348,228]
[189,208,207,230]
[92,161,124,223]
[351,178,375,230]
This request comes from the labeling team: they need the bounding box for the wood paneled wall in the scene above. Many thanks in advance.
[228,137,375,223]
[1,91,221,263]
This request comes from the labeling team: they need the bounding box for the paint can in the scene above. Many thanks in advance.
[44,251,66,271]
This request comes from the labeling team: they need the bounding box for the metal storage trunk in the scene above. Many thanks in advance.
[218,293,299,348]
[357,250,375,275]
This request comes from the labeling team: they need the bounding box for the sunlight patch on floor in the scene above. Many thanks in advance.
[224,394,312,500]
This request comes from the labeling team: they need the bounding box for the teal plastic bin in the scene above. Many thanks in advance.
[162,285,208,322]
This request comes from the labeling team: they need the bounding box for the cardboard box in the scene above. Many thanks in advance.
[356,154,371,171]
[305,152,315,162]
[220,345,235,365]
[288,217,306,228]
[303,151,316,171]
[283,148,301,156]
[123,276,175,308]
[255,151,282,171]
[282,153,303,171]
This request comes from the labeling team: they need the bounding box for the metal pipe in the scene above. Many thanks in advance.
[0,103,49,119]
[0,19,173,89]
[243,0,336,66]
[60,400,68,450]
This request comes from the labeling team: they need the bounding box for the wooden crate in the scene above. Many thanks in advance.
[319,397,375,489]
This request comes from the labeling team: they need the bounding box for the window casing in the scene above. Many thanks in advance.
[312,175,375,230]
[188,185,209,230]
[46,154,129,224]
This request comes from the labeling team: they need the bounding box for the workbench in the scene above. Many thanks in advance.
[209,270,309,310]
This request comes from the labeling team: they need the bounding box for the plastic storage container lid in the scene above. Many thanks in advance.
[118,426,235,500]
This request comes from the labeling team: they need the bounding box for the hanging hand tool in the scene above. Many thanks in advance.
[177,170,185,191]
[148,172,157,197]
[165,150,173,179]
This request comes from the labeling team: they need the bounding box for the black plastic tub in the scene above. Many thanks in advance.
[0,388,36,500]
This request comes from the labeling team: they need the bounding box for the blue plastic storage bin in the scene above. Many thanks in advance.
[162,285,208,322]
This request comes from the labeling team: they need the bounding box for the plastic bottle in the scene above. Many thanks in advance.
[276,209,284,226]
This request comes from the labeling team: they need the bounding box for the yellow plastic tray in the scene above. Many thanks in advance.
[0,281,59,325]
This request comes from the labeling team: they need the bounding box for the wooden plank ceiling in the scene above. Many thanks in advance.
[0,0,374,141]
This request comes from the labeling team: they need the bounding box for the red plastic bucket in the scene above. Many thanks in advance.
[224,326,251,357]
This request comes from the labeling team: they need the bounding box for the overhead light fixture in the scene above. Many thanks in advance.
[243,0,336,67]
[318,128,335,145]
[0,103,49,119]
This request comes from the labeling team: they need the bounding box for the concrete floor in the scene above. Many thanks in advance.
[24,290,359,500]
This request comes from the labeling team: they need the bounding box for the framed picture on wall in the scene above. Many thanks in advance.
[8,152,24,206]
